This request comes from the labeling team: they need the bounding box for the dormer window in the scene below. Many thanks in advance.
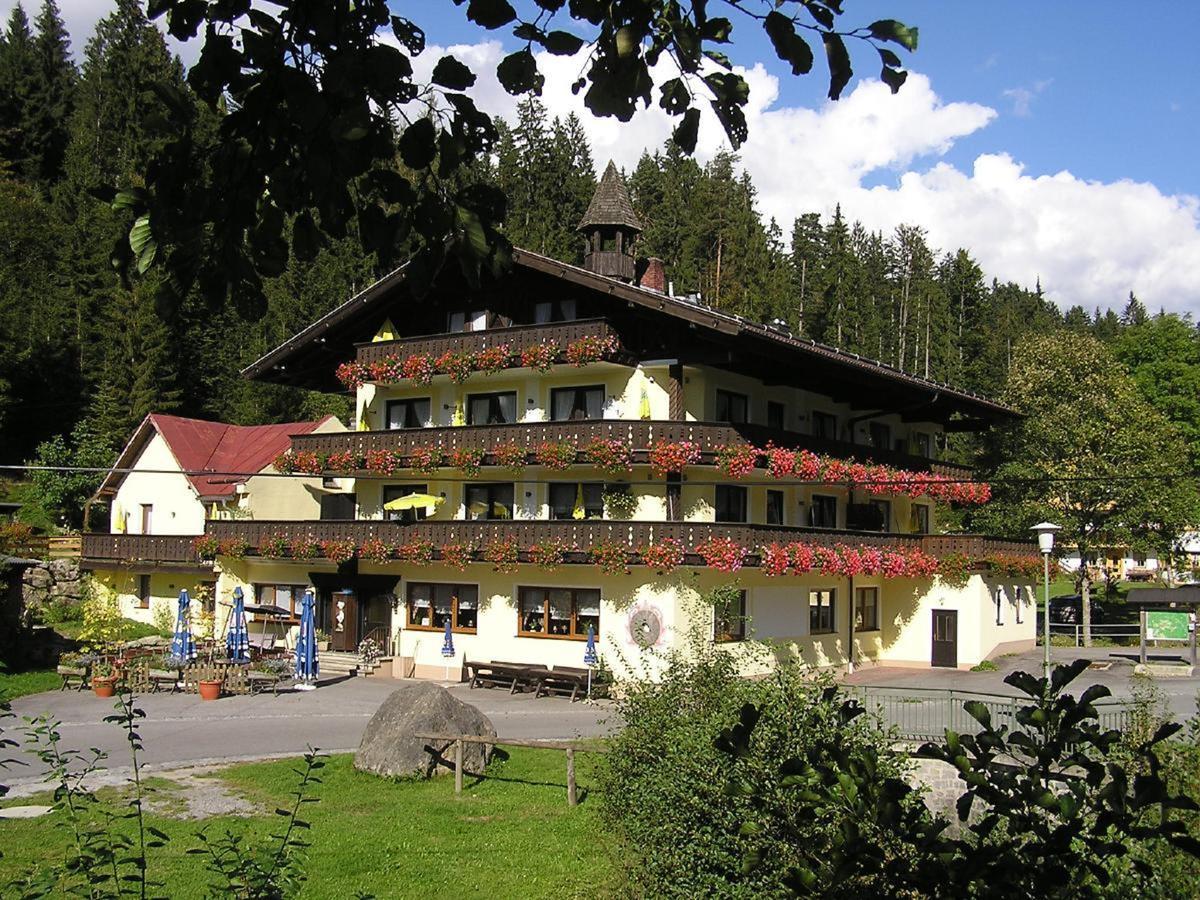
[534,299,577,323]
[448,310,488,333]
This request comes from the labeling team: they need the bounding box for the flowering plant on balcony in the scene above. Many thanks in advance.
[192,535,219,560]
[475,343,513,376]
[483,536,520,573]
[401,353,436,385]
[272,450,296,474]
[565,334,618,367]
[440,541,475,571]
[408,446,442,475]
[905,548,940,578]
[814,545,844,577]
[529,539,571,571]
[534,440,576,470]
[796,449,822,481]
[639,538,685,575]
[449,446,485,477]
[520,341,559,372]
[936,551,973,587]
[365,448,399,476]
[359,537,393,563]
[715,443,760,479]
[491,442,527,470]
[435,350,475,384]
[290,534,321,559]
[602,488,638,519]
[647,440,701,476]
[335,360,369,389]
[326,450,357,473]
[368,356,405,383]
[259,532,291,558]
[590,539,630,575]
[760,543,790,577]
[821,457,849,484]
[321,539,357,565]
[695,537,746,573]
[788,542,815,574]
[762,443,795,479]
[987,553,1043,580]
[583,437,633,474]
[274,449,322,475]
[396,539,434,565]
[218,535,249,559]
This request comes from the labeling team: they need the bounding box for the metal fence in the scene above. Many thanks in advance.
[1041,623,1143,647]
[843,685,1133,743]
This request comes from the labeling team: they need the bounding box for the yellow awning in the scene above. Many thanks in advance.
[384,493,444,513]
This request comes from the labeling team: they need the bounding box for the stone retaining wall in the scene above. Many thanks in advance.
[21,558,82,622]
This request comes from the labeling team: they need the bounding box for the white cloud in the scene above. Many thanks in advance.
[1002,78,1052,117]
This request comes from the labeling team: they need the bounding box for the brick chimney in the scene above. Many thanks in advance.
[637,257,666,293]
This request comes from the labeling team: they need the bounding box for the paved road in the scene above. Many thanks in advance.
[3,676,616,793]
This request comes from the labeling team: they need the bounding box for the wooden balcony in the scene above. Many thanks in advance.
[291,419,971,478]
[205,520,1032,567]
[80,533,210,573]
[355,318,624,369]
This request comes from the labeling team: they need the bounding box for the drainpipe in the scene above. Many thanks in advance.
[847,573,855,674]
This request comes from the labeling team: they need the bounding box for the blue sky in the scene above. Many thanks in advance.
[19,1,1200,315]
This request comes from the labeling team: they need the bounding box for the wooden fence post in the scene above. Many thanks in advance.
[566,748,577,806]
[454,739,464,795]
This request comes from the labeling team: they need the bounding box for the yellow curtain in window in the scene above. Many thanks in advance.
[451,397,465,427]
[572,483,586,520]
[372,318,397,342]
[639,385,651,419]
[112,502,126,533]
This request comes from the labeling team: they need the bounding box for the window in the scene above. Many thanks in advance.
[912,431,932,458]
[465,483,514,520]
[534,299,577,323]
[550,385,604,421]
[1014,586,1023,624]
[854,587,879,632]
[666,476,682,521]
[715,389,749,424]
[810,494,838,528]
[715,485,748,523]
[319,492,356,521]
[767,401,785,430]
[812,411,838,440]
[766,490,785,526]
[385,398,430,430]
[467,391,517,425]
[910,504,930,535]
[383,484,429,522]
[869,422,891,450]
[713,589,747,643]
[257,584,306,618]
[137,574,151,609]
[407,583,478,632]
[549,483,603,520]
[995,588,1005,625]
[809,588,836,634]
[140,504,153,533]
[518,587,600,639]
[868,499,891,532]
[448,310,488,332]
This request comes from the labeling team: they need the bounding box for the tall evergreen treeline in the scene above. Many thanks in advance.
[0,5,1196,526]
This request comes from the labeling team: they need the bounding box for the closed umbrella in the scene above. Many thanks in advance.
[584,625,598,698]
[441,619,455,681]
[226,586,250,663]
[171,589,197,662]
[294,589,319,689]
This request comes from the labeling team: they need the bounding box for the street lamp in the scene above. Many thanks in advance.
[1031,522,1061,682]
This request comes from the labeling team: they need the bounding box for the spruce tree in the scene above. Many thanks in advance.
[788,212,824,335]
[0,3,37,178]
[28,0,76,186]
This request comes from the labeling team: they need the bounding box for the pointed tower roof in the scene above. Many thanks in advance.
[578,160,642,232]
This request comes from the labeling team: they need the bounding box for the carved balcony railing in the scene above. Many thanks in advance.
[291,419,971,479]
[355,318,625,369]
[81,533,208,569]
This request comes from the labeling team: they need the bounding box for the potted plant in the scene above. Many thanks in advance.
[198,677,223,701]
[91,659,118,698]
[316,629,330,652]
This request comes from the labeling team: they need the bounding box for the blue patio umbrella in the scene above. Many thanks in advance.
[583,625,598,666]
[226,586,250,663]
[170,589,197,662]
[441,618,455,657]
[294,589,319,684]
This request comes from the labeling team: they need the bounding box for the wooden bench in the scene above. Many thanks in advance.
[57,664,89,691]
[247,670,289,696]
[534,666,591,702]
[466,660,548,694]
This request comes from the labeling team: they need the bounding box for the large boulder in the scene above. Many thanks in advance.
[354,682,497,779]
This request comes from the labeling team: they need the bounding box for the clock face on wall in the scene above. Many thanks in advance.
[628,605,664,649]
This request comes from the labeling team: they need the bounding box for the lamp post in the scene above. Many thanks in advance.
[1032,522,1061,682]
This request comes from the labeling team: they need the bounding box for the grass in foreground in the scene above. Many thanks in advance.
[0,749,618,899]
[0,666,60,700]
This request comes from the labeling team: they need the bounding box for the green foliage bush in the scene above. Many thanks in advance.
[596,630,910,898]
[38,596,83,626]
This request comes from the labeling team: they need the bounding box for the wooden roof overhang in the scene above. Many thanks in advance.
[242,249,1019,429]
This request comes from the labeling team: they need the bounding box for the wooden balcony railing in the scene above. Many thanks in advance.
[81,533,207,568]
[291,419,971,478]
[355,318,623,369]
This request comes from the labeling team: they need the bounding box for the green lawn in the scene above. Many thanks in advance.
[0,667,60,700]
[0,749,619,899]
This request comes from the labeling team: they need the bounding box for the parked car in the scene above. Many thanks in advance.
[1048,594,1106,625]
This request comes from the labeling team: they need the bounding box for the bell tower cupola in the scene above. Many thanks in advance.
[578,160,642,282]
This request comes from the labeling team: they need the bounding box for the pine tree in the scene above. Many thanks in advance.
[27,0,75,186]
[0,3,37,178]
[1121,291,1148,327]
[789,212,823,335]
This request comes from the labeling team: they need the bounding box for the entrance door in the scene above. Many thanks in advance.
[931,609,958,668]
[361,593,393,654]
[331,590,359,652]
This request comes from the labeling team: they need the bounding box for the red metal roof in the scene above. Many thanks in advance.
[147,414,334,498]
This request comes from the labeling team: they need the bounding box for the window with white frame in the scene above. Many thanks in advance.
[854,587,879,632]
[809,588,835,634]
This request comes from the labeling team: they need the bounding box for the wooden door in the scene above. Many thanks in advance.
[931,609,958,668]
[331,591,359,652]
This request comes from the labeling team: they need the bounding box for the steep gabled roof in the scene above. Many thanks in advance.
[97,414,338,500]
[578,160,642,232]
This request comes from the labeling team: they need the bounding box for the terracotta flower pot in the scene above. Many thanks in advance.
[92,676,117,698]
[198,679,223,701]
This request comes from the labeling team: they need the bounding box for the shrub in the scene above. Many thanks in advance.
[597,632,908,898]
[40,595,83,626]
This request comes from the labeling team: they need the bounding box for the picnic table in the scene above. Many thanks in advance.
[465,661,592,702]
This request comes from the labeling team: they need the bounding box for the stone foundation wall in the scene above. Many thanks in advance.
[20,558,83,623]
